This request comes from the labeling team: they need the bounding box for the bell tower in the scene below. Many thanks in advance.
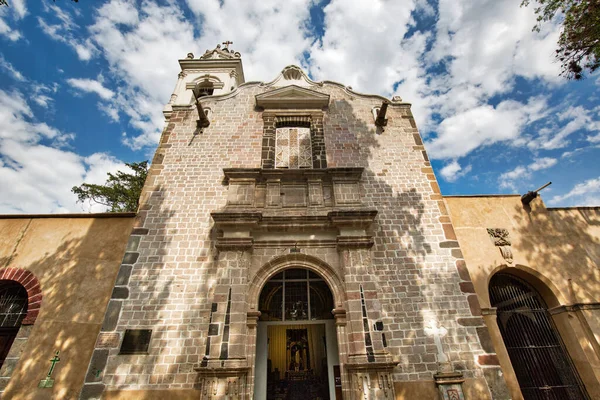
[163,42,245,119]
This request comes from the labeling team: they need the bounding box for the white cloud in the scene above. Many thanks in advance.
[89,0,196,149]
[427,97,547,159]
[439,160,472,182]
[499,166,529,190]
[67,78,115,100]
[499,157,557,190]
[0,88,126,213]
[0,54,25,81]
[549,177,600,206]
[0,0,26,41]
[37,5,98,61]
[528,106,600,150]
[11,0,27,20]
[187,0,314,82]
[529,157,557,171]
[308,0,418,95]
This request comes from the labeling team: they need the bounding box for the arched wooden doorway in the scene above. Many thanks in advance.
[255,268,339,400]
[489,273,589,399]
[0,281,28,369]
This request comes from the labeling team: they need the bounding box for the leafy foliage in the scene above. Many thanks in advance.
[72,161,148,213]
[522,0,600,79]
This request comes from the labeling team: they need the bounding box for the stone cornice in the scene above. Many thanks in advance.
[345,360,399,371]
[178,58,245,85]
[329,210,378,229]
[210,211,262,228]
[480,307,497,316]
[336,235,374,249]
[194,365,250,375]
[215,237,254,250]
[255,85,330,109]
[548,302,600,315]
[223,167,364,183]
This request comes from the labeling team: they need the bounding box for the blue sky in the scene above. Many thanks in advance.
[0,0,599,213]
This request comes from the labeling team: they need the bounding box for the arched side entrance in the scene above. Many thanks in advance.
[250,259,345,400]
[0,282,28,368]
[0,268,42,394]
[490,273,589,399]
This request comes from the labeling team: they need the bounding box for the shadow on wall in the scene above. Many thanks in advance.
[0,213,133,399]
[97,179,224,400]
[510,204,600,306]
[327,98,480,378]
[97,185,182,395]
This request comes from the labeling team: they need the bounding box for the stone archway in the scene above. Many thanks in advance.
[489,270,593,399]
[247,254,347,400]
[0,268,42,394]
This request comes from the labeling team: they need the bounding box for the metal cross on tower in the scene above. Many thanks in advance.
[222,41,233,49]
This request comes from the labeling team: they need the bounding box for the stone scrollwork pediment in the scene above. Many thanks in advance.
[255,85,330,109]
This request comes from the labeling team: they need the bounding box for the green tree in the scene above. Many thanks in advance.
[72,161,148,213]
[522,0,600,80]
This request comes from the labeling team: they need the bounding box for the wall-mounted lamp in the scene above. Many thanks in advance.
[375,101,389,127]
[521,181,552,206]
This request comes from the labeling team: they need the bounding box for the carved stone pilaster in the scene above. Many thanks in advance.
[434,371,466,400]
[346,362,397,400]
[195,366,249,400]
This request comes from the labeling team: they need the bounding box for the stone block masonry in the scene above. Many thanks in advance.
[81,69,498,399]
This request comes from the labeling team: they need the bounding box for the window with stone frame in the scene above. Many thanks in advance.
[261,114,327,169]
[275,127,312,168]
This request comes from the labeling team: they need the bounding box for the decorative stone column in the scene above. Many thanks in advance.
[331,210,398,400]
[194,212,260,400]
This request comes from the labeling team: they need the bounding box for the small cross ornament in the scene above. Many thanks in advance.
[222,40,233,49]
[38,351,60,388]
[424,320,449,363]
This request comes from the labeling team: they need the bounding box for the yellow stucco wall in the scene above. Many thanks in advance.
[444,195,600,399]
[0,214,134,400]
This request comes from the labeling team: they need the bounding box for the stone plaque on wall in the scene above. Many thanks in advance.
[281,185,307,208]
[96,333,120,348]
[227,183,254,206]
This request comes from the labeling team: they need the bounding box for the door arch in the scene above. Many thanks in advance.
[489,273,589,399]
[255,268,340,400]
[0,281,28,369]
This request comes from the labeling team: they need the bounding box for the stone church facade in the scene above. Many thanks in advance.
[83,45,492,399]
[0,45,598,400]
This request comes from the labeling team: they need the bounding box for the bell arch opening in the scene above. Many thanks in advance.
[254,268,340,400]
[490,273,589,399]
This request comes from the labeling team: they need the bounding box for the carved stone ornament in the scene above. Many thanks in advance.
[487,228,513,264]
[487,228,511,246]
[499,246,513,264]
[200,44,241,60]
[281,65,304,80]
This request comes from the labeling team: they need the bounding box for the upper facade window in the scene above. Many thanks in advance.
[275,127,312,169]
[261,114,326,169]
[256,85,330,170]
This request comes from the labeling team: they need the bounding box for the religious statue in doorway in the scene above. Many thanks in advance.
[288,300,307,320]
[286,329,310,372]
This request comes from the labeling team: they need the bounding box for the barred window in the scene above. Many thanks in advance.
[0,282,27,369]
[275,127,312,169]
